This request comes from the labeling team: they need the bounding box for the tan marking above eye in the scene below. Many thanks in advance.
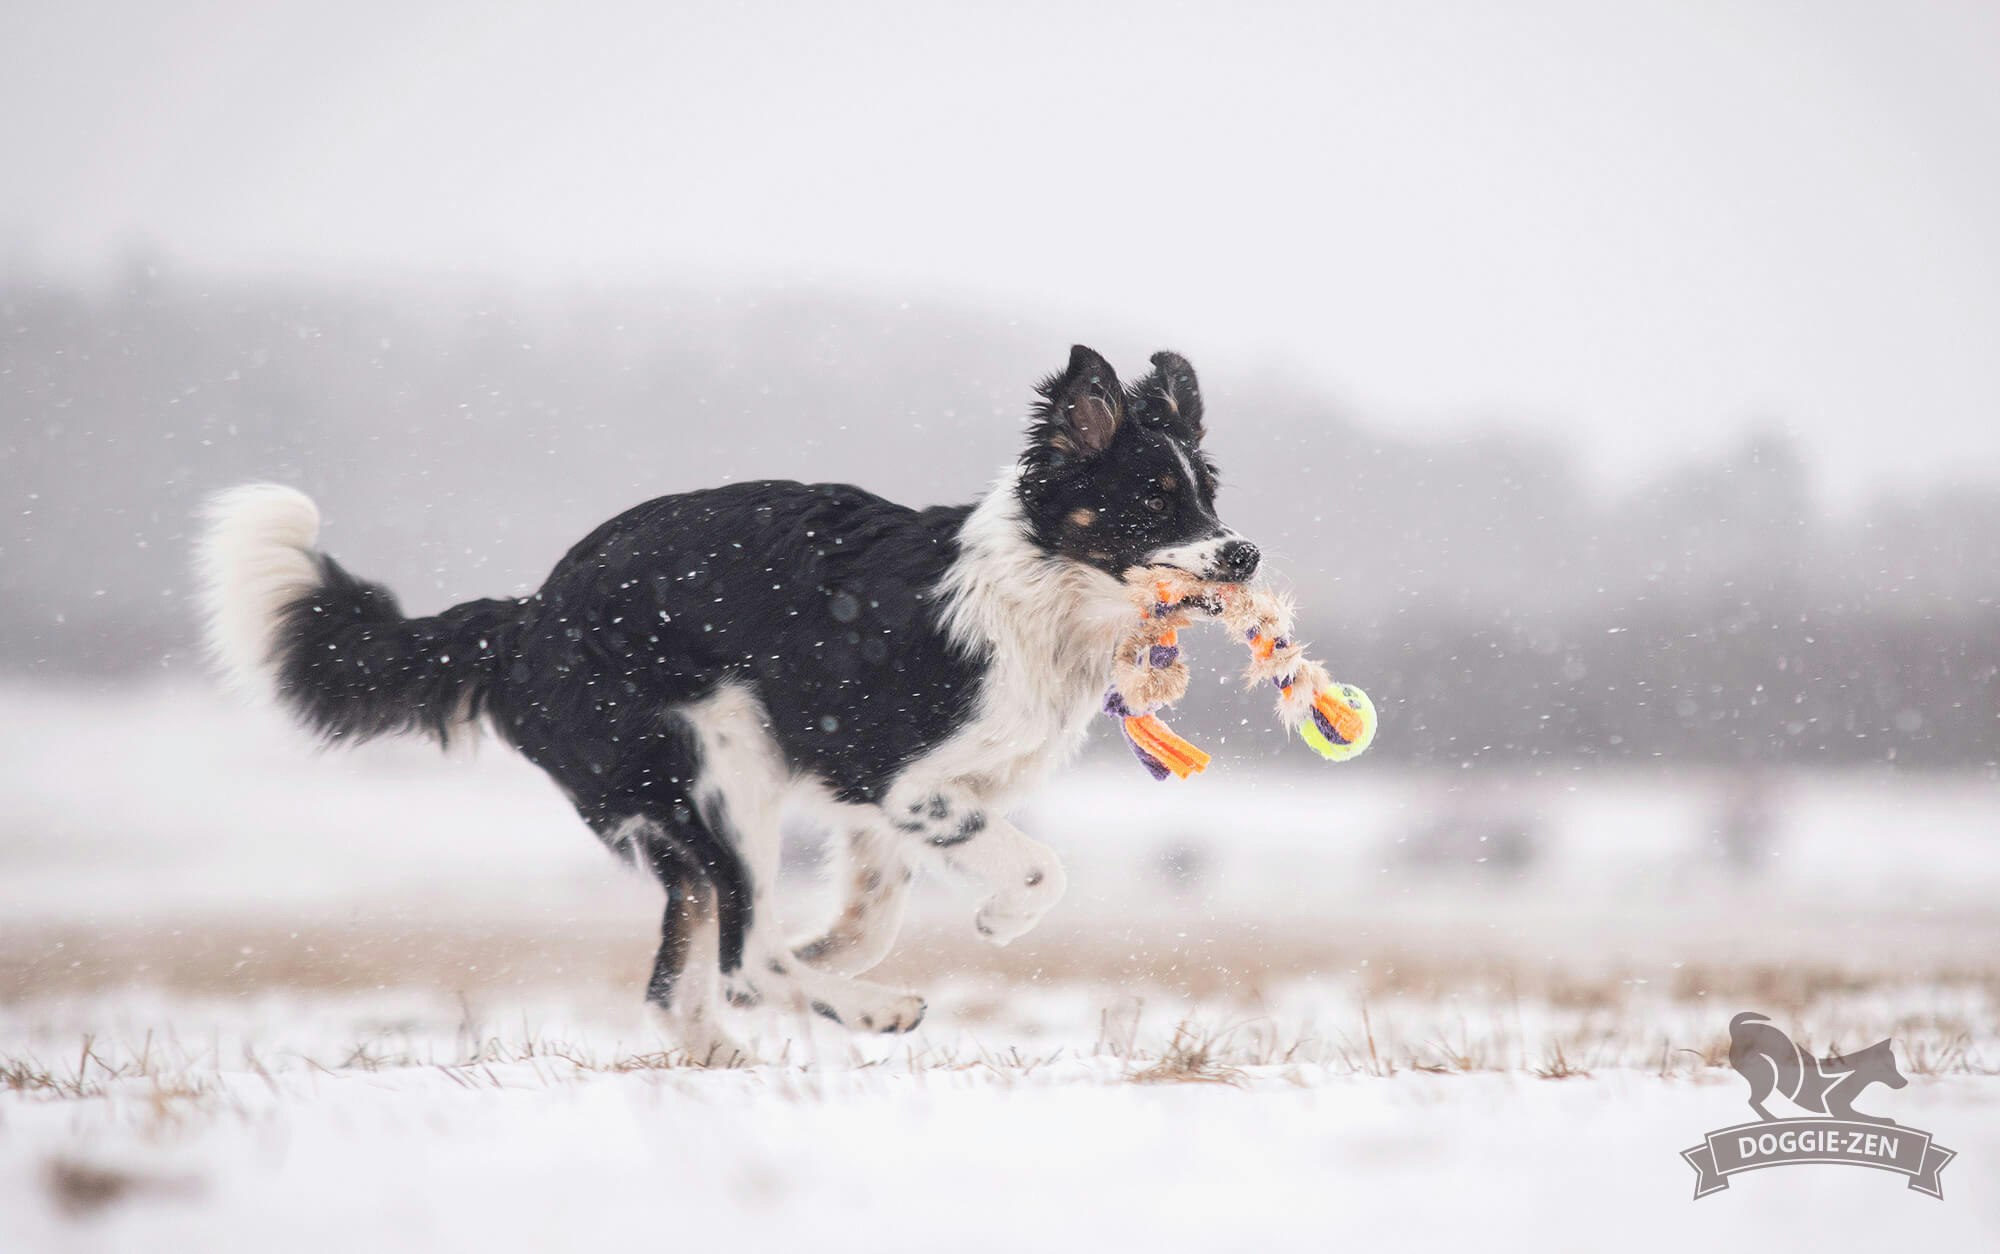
[1158,475,1178,490]
[1068,507,1097,527]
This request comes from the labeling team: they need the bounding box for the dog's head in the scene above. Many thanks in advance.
[1827,1038,1909,1091]
[1015,345,1257,583]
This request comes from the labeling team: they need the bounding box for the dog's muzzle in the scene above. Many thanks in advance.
[1145,533,1261,583]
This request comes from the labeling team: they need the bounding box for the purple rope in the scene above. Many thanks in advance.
[1124,731,1173,780]
[1312,704,1352,746]
[1106,687,1170,779]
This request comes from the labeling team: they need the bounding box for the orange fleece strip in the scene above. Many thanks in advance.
[1313,690,1366,745]
[1124,714,1211,778]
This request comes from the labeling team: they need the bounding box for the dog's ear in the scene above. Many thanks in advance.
[1034,344,1125,457]
[1139,350,1205,443]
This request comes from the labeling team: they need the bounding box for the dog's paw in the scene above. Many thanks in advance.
[808,985,928,1034]
[863,992,928,1035]
[649,1004,752,1067]
[682,1034,752,1068]
[972,901,1041,946]
[972,858,1066,946]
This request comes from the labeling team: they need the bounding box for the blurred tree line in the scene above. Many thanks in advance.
[3,266,1994,767]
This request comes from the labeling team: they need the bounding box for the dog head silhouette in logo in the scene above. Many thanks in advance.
[1728,1011,1908,1125]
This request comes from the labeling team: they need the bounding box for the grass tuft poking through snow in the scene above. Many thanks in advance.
[1128,1022,1247,1086]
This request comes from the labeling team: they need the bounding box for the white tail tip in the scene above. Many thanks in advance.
[196,484,324,697]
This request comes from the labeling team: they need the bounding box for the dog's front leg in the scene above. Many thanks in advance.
[888,784,1066,945]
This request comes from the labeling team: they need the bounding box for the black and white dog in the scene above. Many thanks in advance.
[199,345,1258,1062]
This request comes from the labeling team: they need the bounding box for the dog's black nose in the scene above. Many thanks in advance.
[1216,539,1260,581]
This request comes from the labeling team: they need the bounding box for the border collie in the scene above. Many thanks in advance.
[198,345,1258,1063]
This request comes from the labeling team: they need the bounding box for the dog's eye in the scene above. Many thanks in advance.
[1143,496,1168,514]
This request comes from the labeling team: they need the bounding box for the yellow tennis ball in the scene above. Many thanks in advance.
[1299,682,1376,762]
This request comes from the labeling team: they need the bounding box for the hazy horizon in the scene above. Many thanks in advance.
[6,0,1999,502]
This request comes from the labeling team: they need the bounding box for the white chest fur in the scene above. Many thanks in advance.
[923,471,1130,802]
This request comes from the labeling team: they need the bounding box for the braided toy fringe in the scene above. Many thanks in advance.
[1103,568,1375,778]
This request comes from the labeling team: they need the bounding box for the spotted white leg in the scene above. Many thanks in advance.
[791,821,917,977]
[680,687,927,1033]
[884,782,1066,946]
[732,944,928,1034]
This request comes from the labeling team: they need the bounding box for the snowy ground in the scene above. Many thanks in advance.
[3,683,1998,1249]
[5,1002,1997,1252]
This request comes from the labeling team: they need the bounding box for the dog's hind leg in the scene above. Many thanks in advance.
[791,818,916,977]
[681,686,927,1034]
[632,836,744,1072]
[588,804,752,1072]
[568,713,757,1064]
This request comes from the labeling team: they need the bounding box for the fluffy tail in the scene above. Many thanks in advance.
[196,484,517,747]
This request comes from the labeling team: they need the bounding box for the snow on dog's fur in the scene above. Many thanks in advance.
[196,345,1259,1061]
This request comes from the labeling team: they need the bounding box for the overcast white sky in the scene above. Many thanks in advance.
[5,0,1997,500]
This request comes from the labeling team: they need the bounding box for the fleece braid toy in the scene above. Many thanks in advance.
[1102,568,1377,780]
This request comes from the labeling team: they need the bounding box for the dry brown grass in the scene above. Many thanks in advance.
[0,919,657,1001]
[1533,1039,1593,1080]
[13,916,1999,1009]
[5,995,1996,1120]
[1128,1023,1247,1086]
[1409,1018,1498,1074]
[7,911,2000,1105]
[1897,1033,1979,1077]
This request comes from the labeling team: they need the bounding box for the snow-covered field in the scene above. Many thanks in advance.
[4,683,1998,1249]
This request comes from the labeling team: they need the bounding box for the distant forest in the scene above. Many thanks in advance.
[4,267,1995,767]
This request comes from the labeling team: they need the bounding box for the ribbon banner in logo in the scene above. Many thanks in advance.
[1682,1119,1955,1199]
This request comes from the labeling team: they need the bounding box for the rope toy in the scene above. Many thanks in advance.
[1103,568,1377,780]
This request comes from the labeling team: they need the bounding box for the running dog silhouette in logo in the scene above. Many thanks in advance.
[1728,1011,1908,1125]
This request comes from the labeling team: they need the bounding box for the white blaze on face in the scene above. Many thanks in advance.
[1141,436,1243,577]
